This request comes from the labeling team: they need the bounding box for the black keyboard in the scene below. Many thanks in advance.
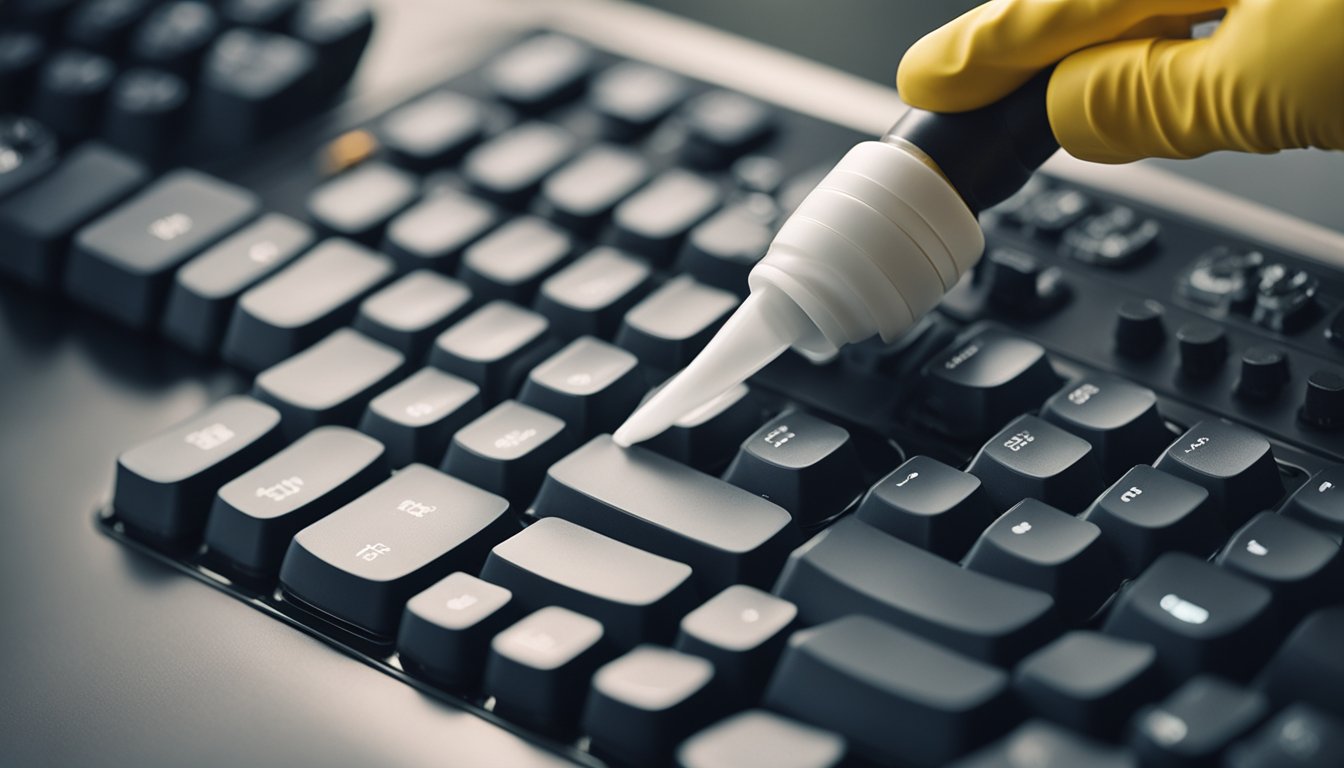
[4,7,1344,767]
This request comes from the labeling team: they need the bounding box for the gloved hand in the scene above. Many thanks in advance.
[896,0,1344,163]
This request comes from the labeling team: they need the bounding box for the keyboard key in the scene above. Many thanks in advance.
[967,414,1104,514]
[290,0,373,95]
[538,144,650,233]
[441,400,571,508]
[1042,376,1172,481]
[67,0,154,54]
[1283,465,1344,535]
[764,615,1014,767]
[279,464,513,636]
[484,606,609,738]
[30,49,116,141]
[530,436,796,592]
[681,90,775,169]
[616,276,738,370]
[677,205,771,297]
[677,710,848,768]
[723,411,865,528]
[358,367,481,469]
[457,216,572,304]
[396,571,515,691]
[0,143,147,287]
[517,337,643,438]
[773,516,1058,664]
[1255,606,1344,719]
[196,28,317,147]
[1012,631,1160,739]
[855,455,993,560]
[1154,419,1285,529]
[921,327,1063,442]
[533,246,651,340]
[0,116,59,202]
[674,585,796,697]
[307,161,418,243]
[611,169,721,263]
[377,91,484,170]
[223,238,394,372]
[66,170,260,328]
[1226,704,1344,768]
[964,499,1120,620]
[0,32,46,112]
[428,301,554,404]
[481,517,697,649]
[1063,206,1160,268]
[114,395,282,542]
[352,270,472,358]
[642,381,762,473]
[1103,553,1278,683]
[590,62,686,140]
[583,646,720,767]
[204,426,387,576]
[102,68,190,163]
[381,190,497,273]
[462,121,575,207]
[1082,466,1221,578]
[485,34,590,111]
[1130,677,1268,767]
[252,328,404,440]
[130,1,219,75]
[952,721,1138,768]
[1216,511,1343,618]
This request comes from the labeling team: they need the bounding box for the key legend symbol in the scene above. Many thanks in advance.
[1011,521,1032,535]
[445,594,478,611]
[1159,593,1209,625]
[1121,486,1143,503]
[355,542,391,562]
[894,472,918,487]
[1319,481,1335,493]
[1246,539,1269,556]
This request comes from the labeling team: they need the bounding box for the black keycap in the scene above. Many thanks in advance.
[196,28,317,147]
[518,337,643,439]
[1283,465,1344,535]
[428,301,553,404]
[723,411,865,528]
[483,606,610,738]
[1103,553,1278,683]
[484,34,591,112]
[0,116,59,202]
[441,400,571,509]
[773,516,1058,664]
[583,645,721,767]
[1216,511,1343,618]
[1225,704,1344,768]
[533,246,652,340]
[162,214,313,354]
[307,161,418,243]
[677,205,771,297]
[590,62,686,140]
[381,190,497,273]
[396,571,515,690]
[951,721,1138,768]
[981,247,1069,317]
[0,32,46,111]
[462,121,575,207]
[611,169,721,263]
[855,455,994,560]
[964,499,1120,620]
[203,426,387,576]
[220,0,298,30]
[1154,419,1285,529]
[102,68,190,162]
[681,90,775,169]
[1255,606,1344,719]
[1013,631,1161,739]
[30,49,116,141]
[642,381,762,473]
[1042,376,1172,481]
[677,710,848,768]
[0,143,147,288]
[616,276,738,370]
[967,414,1104,514]
[530,436,796,592]
[674,585,796,697]
[1114,298,1168,359]
[279,464,513,636]
[538,144,650,233]
[358,367,481,469]
[67,0,153,54]
[457,216,572,304]
[1082,465,1221,578]
[66,170,260,328]
[764,615,1015,768]
[289,0,372,96]
[352,270,472,358]
[922,327,1064,441]
[481,517,697,649]
[114,395,282,542]
[377,90,484,170]
[1130,677,1268,767]
[223,238,394,372]
[130,1,219,75]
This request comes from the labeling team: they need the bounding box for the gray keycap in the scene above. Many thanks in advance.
[534,246,651,340]
[428,301,553,404]
[681,90,775,169]
[518,336,643,438]
[484,606,608,738]
[855,455,993,560]
[1013,631,1160,739]
[675,584,796,696]
[462,121,575,206]
[441,399,570,508]
[307,161,418,243]
[381,190,497,272]
[378,90,484,169]
[539,144,649,233]
[358,367,481,469]
[611,169,720,263]
[967,414,1104,514]
[352,269,473,358]
[484,34,591,111]
[590,62,686,139]
[458,216,572,304]
[677,710,848,768]
[397,571,515,690]
[1081,465,1220,579]
[1154,419,1284,530]
[616,276,738,370]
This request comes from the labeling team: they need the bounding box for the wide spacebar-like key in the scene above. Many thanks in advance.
[773,516,1059,665]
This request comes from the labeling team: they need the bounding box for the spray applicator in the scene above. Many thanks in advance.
[613,70,1058,448]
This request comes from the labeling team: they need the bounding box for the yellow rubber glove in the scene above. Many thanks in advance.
[896,0,1344,163]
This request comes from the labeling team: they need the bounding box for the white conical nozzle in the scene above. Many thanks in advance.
[612,285,812,448]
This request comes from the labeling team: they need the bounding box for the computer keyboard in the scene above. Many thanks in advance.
[3,6,1343,766]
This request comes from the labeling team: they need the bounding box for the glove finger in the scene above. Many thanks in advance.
[898,0,1227,112]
